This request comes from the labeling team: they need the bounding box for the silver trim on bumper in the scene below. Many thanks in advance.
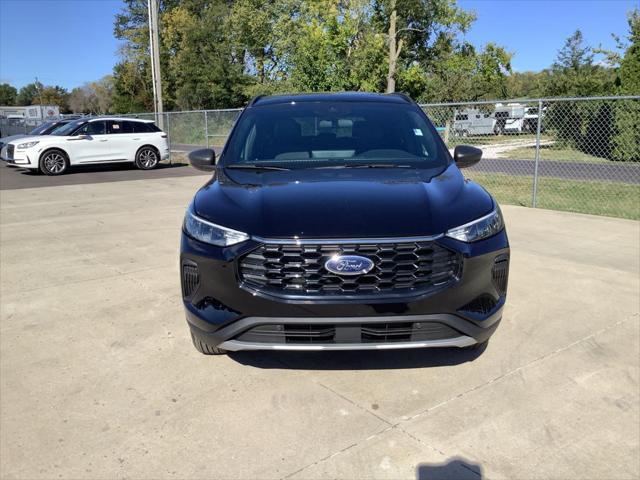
[218,335,476,351]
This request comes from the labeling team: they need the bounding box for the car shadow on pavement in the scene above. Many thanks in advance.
[416,457,483,479]
[228,344,487,370]
[11,161,189,175]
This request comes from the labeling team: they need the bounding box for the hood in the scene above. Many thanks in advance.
[4,135,52,145]
[193,164,494,238]
[0,134,26,144]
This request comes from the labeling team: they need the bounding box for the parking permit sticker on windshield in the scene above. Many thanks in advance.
[413,128,423,136]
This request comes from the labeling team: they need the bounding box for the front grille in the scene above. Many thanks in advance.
[492,254,509,295]
[235,322,460,344]
[5,144,14,160]
[239,240,461,297]
[181,261,199,297]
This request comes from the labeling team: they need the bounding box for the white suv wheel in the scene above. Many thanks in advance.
[136,147,159,170]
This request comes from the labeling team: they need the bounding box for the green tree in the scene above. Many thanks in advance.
[374,0,475,93]
[38,85,70,111]
[506,71,547,99]
[162,1,249,109]
[544,30,616,97]
[611,9,640,161]
[16,82,43,106]
[0,83,17,105]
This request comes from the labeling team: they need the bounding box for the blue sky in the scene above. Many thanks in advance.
[0,0,637,91]
[458,0,638,72]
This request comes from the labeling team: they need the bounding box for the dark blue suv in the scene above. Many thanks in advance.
[180,93,509,354]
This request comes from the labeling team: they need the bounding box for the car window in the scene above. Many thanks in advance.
[130,121,152,133]
[123,121,139,133]
[77,121,106,135]
[29,122,54,135]
[51,119,86,136]
[107,120,133,134]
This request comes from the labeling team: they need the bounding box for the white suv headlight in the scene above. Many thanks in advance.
[17,141,39,149]
[183,205,249,246]
[446,207,504,242]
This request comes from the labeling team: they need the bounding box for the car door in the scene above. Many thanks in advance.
[128,121,152,158]
[67,120,112,164]
[107,120,141,161]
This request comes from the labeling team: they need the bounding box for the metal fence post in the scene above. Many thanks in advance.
[531,99,543,208]
[204,111,209,149]
[167,112,172,165]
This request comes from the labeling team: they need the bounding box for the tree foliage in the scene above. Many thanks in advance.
[2,2,633,117]
[611,9,640,161]
[16,82,43,106]
[68,76,115,114]
[107,0,518,111]
[0,83,17,105]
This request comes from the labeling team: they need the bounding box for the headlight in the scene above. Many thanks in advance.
[17,141,39,149]
[183,205,249,246]
[446,207,504,242]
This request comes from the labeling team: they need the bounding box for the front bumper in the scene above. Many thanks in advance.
[1,147,35,167]
[181,231,509,351]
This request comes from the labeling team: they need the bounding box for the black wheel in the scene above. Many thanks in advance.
[39,149,69,175]
[190,331,227,355]
[135,146,159,170]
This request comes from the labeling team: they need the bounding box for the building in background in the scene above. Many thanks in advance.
[0,105,60,121]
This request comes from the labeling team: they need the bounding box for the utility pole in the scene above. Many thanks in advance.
[148,0,164,130]
[35,77,44,105]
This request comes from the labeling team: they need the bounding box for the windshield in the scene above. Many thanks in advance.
[29,122,55,135]
[50,119,86,136]
[223,102,450,170]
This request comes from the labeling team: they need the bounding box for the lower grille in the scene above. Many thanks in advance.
[361,322,459,342]
[361,323,413,342]
[235,322,461,344]
[459,295,497,316]
[236,324,336,344]
[239,240,461,297]
[492,254,509,295]
[181,261,199,297]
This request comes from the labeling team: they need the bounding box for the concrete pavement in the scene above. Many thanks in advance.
[1,175,638,479]
[0,159,207,191]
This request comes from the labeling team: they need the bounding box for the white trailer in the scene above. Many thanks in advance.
[494,103,541,134]
[452,108,497,136]
[0,105,60,122]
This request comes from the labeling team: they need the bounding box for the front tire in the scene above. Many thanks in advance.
[135,146,159,170]
[39,149,69,175]
[190,331,227,355]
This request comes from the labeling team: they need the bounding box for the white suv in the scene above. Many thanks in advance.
[0,117,170,175]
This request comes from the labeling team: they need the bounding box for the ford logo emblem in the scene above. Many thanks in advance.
[325,255,374,276]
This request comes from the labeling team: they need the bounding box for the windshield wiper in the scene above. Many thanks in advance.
[225,164,291,171]
[313,163,413,169]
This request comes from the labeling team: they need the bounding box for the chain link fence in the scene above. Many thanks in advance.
[421,96,639,220]
[2,96,638,219]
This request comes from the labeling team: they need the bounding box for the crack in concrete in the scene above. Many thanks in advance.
[282,313,638,479]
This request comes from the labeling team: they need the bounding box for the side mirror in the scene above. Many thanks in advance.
[189,148,216,171]
[454,145,482,169]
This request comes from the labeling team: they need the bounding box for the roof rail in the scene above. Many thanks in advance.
[248,95,266,107]
[387,92,415,104]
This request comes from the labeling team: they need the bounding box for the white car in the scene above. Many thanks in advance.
[0,117,170,175]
